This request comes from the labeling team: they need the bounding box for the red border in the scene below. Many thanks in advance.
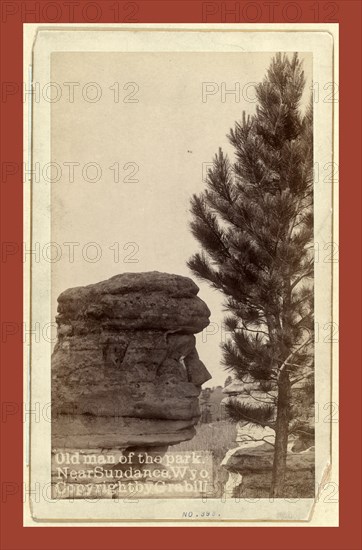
[1,1,361,549]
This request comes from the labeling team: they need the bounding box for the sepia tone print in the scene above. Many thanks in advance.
[25,25,337,524]
[50,51,314,500]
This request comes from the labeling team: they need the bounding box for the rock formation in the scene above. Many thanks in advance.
[221,442,315,498]
[52,271,211,449]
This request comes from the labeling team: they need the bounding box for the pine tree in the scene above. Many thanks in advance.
[188,53,314,497]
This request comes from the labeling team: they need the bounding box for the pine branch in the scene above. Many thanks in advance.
[243,387,277,405]
[225,399,275,429]
[290,269,313,290]
[278,337,313,377]
[290,370,314,386]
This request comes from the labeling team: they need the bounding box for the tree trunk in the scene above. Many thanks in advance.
[270,368,291,498]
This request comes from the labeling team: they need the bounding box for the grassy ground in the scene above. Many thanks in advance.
[172,420,238,461]
[172,421,238,497]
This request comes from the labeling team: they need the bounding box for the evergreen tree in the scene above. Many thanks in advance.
[188,53,314,497]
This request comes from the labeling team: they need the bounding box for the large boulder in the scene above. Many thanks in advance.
[52,271,211,449]
[222,441,315,472]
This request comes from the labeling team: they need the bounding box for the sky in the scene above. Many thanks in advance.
[51,51,312,387]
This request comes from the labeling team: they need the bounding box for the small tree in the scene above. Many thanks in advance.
[188,53,313,497]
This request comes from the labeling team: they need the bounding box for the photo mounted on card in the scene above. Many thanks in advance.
[23,23,338,525]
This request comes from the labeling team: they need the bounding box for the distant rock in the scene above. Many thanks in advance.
[52,272,211,449]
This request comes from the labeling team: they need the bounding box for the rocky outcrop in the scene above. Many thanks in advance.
[222,441,315,472]
[221,441,315,498]
[52,272,211,449]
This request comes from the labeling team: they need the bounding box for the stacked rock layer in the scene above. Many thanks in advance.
[52,272,211,449]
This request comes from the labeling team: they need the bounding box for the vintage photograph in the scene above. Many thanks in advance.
[25,25,337,524]
[50,50,314,501]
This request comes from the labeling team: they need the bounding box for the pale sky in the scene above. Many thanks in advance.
[51,51,312,387]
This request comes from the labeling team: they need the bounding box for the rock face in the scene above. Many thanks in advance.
[222,442,315,473]
[52,272,211,449]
